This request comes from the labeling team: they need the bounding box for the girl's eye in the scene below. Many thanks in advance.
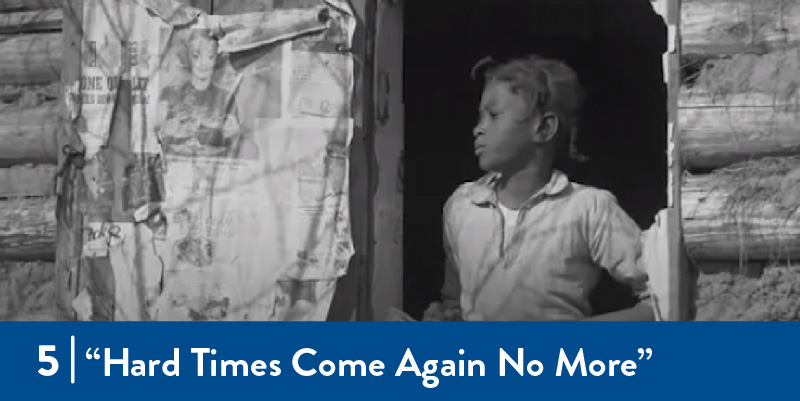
[477,110,499,125]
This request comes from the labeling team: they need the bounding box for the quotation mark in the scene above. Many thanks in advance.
[637,348,653,360]
[86,348,101,360]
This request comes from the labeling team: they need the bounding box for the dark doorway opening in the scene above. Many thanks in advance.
[402,0,669,319]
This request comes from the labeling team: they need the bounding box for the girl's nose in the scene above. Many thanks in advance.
[472,124,484,138]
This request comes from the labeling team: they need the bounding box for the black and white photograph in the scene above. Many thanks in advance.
[0,0,798,325]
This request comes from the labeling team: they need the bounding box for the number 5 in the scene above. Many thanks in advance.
[38,345,59,376]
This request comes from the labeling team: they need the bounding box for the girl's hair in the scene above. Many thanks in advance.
[472,55,589,162]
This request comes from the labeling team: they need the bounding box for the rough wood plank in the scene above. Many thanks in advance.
[371,0,404,322]
[680,90,800,170]
[654,0,693,321]
[682,0,800,57]
[0,102,60,166]
[0,197,56,260]
[358,0,376,321]
[682,171,800,262]
[0,32,62,85]
[0,165,57,197]
[671,0,693,322]
[57,0,83,321]
[0,9,62,34]
[0,0,60,12]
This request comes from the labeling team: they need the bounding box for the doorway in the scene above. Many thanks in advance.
[402,0,669,319]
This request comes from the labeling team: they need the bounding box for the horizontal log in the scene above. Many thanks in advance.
[692,50,800,95]
[0,32,62,85]
[0,102,59,166]
[0,261,57,320]
[682,0,800,57]
[679,90,800,170]
[0,165,57,197]
[0,83,60,104]
[0,0,61,12]
[0,197,55,260]
[0,9,62,34]
[682,168,800,262]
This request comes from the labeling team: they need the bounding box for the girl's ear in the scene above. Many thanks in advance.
[532,112,559,144]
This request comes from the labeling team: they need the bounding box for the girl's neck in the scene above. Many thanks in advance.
[496,163,553,210]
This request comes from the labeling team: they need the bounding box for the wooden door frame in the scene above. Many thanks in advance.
[655,0,694,321]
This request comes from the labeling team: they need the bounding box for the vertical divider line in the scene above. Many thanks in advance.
[71,335,75,384]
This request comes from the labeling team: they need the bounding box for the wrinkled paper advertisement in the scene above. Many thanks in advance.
[79,0,356,321]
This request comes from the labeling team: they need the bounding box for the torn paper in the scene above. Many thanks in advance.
[136,0,204,27]
[80,0,357,321]
[215,9,330,53]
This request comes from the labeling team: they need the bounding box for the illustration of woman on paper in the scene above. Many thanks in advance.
[156,29,259,160]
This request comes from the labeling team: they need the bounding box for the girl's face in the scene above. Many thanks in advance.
[189,36,218,89]
[472,80,538,173]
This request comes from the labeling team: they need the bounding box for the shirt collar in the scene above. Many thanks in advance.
[468,169,572,206]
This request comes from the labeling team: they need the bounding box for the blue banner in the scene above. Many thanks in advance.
[1,322,797,400]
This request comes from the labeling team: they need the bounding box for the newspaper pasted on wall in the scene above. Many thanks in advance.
[74,0,356,321]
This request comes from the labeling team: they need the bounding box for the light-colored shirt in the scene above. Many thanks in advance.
[496,202,520,250]
[441,170,652,321]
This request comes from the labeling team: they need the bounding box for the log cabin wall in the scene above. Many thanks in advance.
[682,0,800,320]
[0,0,63,320]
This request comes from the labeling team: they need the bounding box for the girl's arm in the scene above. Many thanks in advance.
[585,191,657,321]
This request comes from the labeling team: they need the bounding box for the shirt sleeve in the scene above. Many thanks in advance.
[441,195,461,309]
[585,191,652,307]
